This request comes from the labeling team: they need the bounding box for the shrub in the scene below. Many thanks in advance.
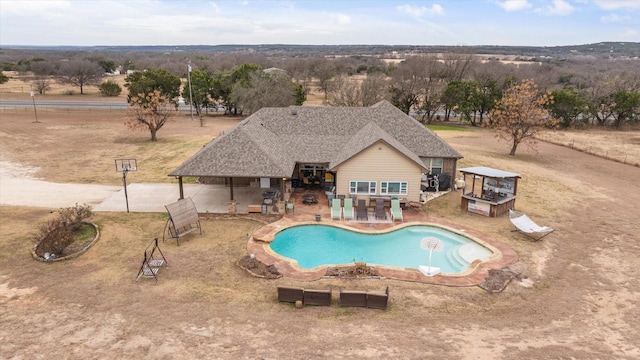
[99,80,122,97]
[33,204,93,257]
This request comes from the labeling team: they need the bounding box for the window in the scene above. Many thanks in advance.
[381,181,408,195]
[349,181,376,195]
[426,158,443,175]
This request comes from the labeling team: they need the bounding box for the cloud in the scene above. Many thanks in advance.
[496,0,532,11]
[600,13,630,23]
[593,0,640,10]
[396,4,444,17]
[542,0,575,15]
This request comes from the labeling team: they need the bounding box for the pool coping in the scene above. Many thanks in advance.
[248,217,519,286]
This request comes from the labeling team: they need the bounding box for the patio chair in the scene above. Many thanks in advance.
[509,209,554,241]
[375,198,386,220]
[302,177,311,190]
[357,199,368,221]
[331,198,342,220]
[343,198,354,221]
[391,199,403,222]
[286,200,295,214]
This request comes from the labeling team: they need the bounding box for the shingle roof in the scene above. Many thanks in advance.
[169,100,463,178]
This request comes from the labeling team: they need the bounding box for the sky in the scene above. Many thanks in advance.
[1,0,639,47]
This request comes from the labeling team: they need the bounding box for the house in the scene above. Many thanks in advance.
[169,101,462,205]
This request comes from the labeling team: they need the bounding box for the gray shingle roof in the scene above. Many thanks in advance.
[169,101,463,178]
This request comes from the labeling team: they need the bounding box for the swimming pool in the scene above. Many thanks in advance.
[269,224,495,274]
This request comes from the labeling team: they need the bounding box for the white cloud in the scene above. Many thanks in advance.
[496,0,532,11]
[543,0,574,15]
[593,0,640,10]
[600,13,630,23]
[397,4,444,17]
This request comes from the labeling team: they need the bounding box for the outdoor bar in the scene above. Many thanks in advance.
[458,166,520,217]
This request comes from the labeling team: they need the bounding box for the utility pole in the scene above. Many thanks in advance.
[187,61,194,121]
[30,85,39,123]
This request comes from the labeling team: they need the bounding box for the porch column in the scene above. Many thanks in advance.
[228,177,234,200]
[178,176,184,200]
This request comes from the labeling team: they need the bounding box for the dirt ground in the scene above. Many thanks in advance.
[1,102,640,359]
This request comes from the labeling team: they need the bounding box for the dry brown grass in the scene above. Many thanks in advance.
[1,77,640,358]
[538,128,640,166]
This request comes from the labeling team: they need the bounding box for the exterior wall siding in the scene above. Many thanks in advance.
[332,141,424,202]
[443,158,457,180]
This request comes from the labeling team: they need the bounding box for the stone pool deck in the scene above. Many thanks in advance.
[247,190,519,286]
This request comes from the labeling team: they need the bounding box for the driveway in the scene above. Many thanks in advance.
[0,161,267,213]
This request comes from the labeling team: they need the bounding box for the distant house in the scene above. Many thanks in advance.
[169,100,462,203]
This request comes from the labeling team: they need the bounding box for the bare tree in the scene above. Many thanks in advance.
[310,58,336,102]
[231,71,298,114]
[57,59,103,95]
[441,47,476,82]
[328,73,388,107]
[126,90,177,141]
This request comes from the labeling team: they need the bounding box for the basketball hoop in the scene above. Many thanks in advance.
[419,237,444,277]
[115,159,137,212]
[115,159,138,173]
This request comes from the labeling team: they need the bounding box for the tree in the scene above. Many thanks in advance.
[487,79,558,156]
[230,70,300,114]
[0,72,8,84]
[208,63,262,115]
[124,68,181,105]
[442,80,481,125]
[310,58,336,102]
[126,90,177,141]
[609,90,640,129]
[58,59,103,95]
[547,87,589,128]
[99,80,122,97]
[182,68,212,116]
[97,59,116,73]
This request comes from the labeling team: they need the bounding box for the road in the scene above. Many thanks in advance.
[0,99,195,111]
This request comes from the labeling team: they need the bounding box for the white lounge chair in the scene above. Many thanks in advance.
[509,209,554,241]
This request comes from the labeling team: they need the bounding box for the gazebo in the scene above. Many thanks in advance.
[458,166,520,217]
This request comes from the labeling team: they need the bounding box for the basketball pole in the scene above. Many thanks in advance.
[122,167,130,213]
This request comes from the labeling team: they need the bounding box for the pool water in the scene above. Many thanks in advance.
[269,224,494,274]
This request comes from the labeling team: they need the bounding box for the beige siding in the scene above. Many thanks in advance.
[332,141,424,202]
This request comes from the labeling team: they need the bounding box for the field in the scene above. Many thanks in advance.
[1,89,640,358]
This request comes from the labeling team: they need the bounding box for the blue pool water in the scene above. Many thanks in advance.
[269,225,494,274]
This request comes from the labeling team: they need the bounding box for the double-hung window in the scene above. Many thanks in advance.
[427,158,443,175]
[380,181,408,195]
[349,181,376,195]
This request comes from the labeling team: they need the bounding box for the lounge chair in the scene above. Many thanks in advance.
[356,199,368,221]
[375,198,386,220]
[343,198,354,220]
[391,199,403,222]
[331,198,342,220]
[509,209,554,241]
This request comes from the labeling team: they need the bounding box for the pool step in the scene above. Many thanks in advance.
[446,248,469,269]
